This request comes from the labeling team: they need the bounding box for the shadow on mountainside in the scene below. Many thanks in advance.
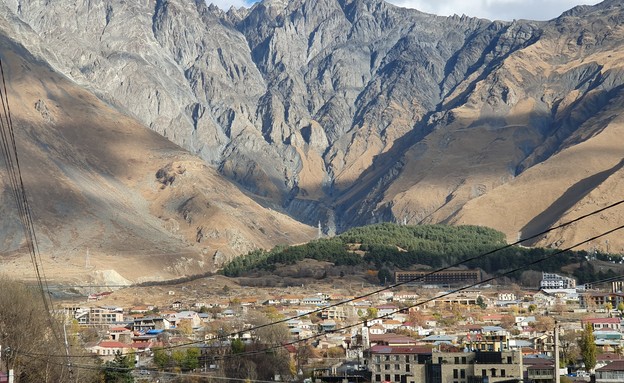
[520,157,624,246]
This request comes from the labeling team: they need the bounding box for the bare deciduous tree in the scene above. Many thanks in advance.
[0,277,98,382]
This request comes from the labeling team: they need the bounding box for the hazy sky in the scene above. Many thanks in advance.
[208,0,602,21]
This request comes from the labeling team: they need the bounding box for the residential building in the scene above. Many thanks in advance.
[321,305,350,320]
[436,291,482,307]
[166,311,201,328]
[364,346,522,383]
[133,316,172,333]
[596,360,624,383]
[89,306,124,324]
[86,341,132,360]
[582,318,621,332]
[580,292,624,309]
[432,350,523,383]
[540,273,576,289]
[497,293,516,302]
[466,326,510,352]
[376,304,400,319]
[108,326,133,343]
[523,357,554,383]
[364,345,432,383]
[302,296,326,305]
[63,305,124,324]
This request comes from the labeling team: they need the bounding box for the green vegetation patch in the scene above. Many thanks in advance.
[221,223,601,282]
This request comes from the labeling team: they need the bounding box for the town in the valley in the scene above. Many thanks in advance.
[47,270,624,383]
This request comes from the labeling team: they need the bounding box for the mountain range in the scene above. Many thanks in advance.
[0,0,623,281]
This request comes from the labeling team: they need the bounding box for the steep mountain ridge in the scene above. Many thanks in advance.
[0,13,315,282]
[1,0,623,268]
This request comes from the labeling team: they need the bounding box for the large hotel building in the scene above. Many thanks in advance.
[395,269,482,286]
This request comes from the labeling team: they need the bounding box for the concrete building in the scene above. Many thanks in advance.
[540,273,576,289]
[364,345,523,383]
[596,360,624,383]
[395,269,482,286]
[430,350,523,383]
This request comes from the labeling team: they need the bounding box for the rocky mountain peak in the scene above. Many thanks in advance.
[1,0,624,269]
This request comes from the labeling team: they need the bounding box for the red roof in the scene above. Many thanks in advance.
[582,317,621,324]
[598,353,624,361]
[282,344,297,353]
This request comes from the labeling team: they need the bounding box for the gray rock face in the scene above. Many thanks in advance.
[4,0,624,241]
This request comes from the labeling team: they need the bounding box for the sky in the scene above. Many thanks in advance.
[208,0,602,21]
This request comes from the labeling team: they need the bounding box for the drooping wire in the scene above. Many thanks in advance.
[20,208,624,362]
[198,220,624,362]
[0,59,68,377]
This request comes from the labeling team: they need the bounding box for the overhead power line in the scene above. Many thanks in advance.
[199,220,624,362]
[21,200,624,361]
[0,60,63,349]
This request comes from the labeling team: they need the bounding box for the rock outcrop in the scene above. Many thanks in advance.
[1,0,624,262]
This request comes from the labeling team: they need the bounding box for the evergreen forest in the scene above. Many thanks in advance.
[221,223,619,284]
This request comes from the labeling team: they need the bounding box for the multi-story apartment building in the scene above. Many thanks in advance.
[431,350,522,383]
[89,306,124,324]
[540,272,576,289]
[364,345,523,383]
[62,305,124,324]
[365,345,432,383]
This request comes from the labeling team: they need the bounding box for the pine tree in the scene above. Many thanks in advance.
[579,323,597,372]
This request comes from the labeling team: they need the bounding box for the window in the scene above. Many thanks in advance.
[455,357,459,364]
[395,364,400,370]
[406,364,410,372]
[507,356,512,364]
[395,355,400,361]
[453,369,458,379]
[491,368,497,377]
[461,356,466,364]
[375,375,381,382]
[438,357,443,364]
[394,374,400,382]
[385,355,391,361]
[482,369,486,377]
[501,369,506,377]
[461,369,465,378]
[385,364,390,371]
[406,355,410,363]
[376,356,381,363]
[385,374,391,382]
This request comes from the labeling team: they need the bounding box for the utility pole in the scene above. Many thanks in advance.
[1,345,14,383]
[554,321,560,383]
[63,323,75,382]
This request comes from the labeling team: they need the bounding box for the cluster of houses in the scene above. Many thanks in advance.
[63,272,624,382]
